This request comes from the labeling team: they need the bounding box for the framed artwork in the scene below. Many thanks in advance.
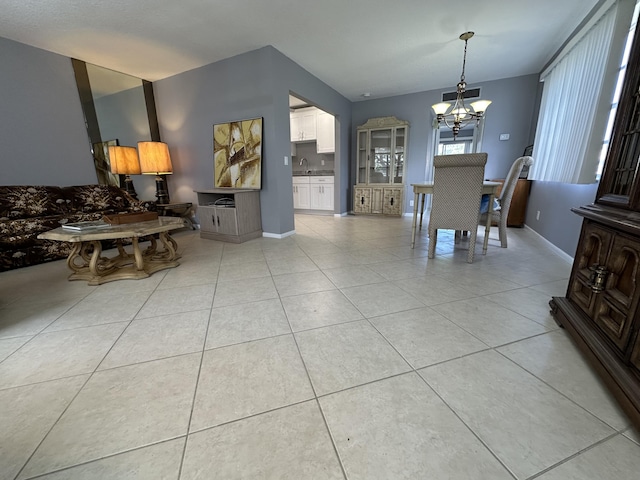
[213,117,262,189]
[92,139,122,187]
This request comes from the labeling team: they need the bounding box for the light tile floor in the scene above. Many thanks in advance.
[1,214,639,480]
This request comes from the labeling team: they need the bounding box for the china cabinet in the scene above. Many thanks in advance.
[354,116,408,216]
[550,20,640,427]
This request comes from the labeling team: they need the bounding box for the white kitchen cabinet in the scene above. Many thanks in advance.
[310,176,334,210]
[316,111,335,153]
[290,107,317,142]
[292,176,311,209]
[293,176,333,211]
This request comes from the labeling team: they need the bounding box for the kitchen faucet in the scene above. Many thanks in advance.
[299,157,310,173]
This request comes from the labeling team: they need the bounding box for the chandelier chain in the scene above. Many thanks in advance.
[460,38,468,84]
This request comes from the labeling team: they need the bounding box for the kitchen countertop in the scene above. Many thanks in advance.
[292,170,334,176]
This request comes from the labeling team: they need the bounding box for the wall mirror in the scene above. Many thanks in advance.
[72,59,160,187]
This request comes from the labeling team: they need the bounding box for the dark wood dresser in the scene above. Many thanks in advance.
[550,20,640,427]
[490,178,532,227]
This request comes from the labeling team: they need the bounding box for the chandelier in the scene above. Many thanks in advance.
[432,31,491,139]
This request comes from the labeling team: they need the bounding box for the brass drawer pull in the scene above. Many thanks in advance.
[588,264,609,292]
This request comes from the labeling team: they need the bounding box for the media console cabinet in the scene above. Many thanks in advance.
[195,189,262,243]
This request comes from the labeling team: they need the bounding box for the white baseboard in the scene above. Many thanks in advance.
[524,225,574,264]
[334,212,348,217]
[262,230,296,239]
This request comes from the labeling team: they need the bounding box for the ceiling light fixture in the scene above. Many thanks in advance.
[431,31,491,139]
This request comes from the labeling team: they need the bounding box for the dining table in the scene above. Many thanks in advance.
[410,181,501,253]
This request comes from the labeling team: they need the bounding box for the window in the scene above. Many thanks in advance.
[597,1,640,179]
[438,142,466,155]
[437,138,473,155]
[530,3,621,184]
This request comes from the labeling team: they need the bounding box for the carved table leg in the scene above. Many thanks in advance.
[66,243,86,274]
[132,237,145,271]
[159,232,179,260]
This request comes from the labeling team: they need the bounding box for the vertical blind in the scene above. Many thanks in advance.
[530,4,617,183]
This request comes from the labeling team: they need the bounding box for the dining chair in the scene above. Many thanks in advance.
[479,156,534,248]
[428,153,487,263]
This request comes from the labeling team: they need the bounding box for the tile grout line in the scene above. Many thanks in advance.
[17,435,187,480]
[13,278,166,479]
[413,369,520,480]
[276,277,350,480]
[493,347,627,432]
[12,372,94,480]
[525,430,623,480]
[363,301,524,479]
[176,243,221,478]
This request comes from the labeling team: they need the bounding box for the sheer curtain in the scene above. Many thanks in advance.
[530,4,617,183]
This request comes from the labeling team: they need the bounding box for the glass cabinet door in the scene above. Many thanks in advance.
[598,20,640,208]
[357,130,368,184]
[369,128,392,184]
[393,126,406,184]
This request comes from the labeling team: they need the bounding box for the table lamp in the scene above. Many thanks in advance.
[138,141,173,204]
[108,145,141,199]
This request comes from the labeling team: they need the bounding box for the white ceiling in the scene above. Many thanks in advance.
[0,0,600,101]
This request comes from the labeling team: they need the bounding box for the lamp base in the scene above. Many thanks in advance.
[155,175,170,204]
[122,175,138,199]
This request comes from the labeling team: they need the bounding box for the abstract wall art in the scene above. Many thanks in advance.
[213,117,263,189]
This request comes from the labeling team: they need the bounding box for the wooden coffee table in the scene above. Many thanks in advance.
[38,218,184,285]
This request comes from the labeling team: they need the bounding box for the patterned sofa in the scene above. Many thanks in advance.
[0,185,154,272]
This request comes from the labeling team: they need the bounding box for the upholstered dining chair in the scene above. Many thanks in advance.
[428,153,487,263]
[479,156,534,248]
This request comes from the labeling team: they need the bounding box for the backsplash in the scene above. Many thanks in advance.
[291,142,334,174]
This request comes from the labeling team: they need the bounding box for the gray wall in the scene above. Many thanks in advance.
[0,37,96,185]
[351,74,540,213]
[271,49,352,219]
[154,46,352,235]
[526,181,597,256]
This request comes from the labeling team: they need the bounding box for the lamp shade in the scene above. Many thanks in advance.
[108,146,141,175]
[431,102,451,115]
[470,99,492,114]
[138,141,173,175]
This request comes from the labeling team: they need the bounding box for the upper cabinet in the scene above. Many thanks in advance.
[290,107,335,154]
[356,116,409,185]
[316,111,335,153]
[290,107,317,142]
